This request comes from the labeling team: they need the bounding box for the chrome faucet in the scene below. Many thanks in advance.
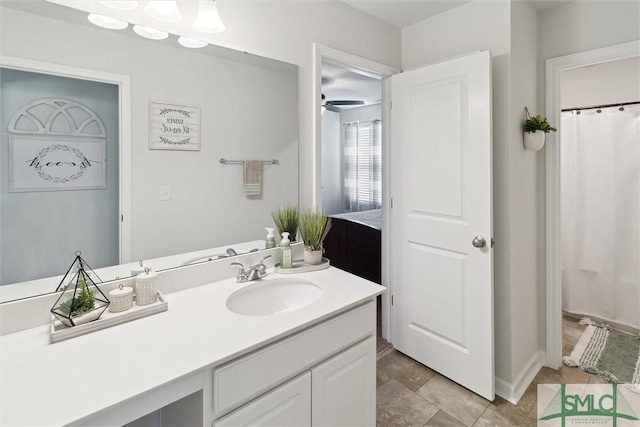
[231,255,272,283]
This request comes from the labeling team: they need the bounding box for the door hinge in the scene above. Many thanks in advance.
[391,295,394,306]
[390,101,393,109]
[491,237,495,248]
[121,214,124,222]
[390,197,394,209]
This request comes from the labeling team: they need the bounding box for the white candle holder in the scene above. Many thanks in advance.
[109,284,134,313]
[135,267,158,306]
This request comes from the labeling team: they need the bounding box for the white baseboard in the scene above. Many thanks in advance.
[495,349,545,404]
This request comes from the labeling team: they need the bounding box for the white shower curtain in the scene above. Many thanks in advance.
[561,105,640,330]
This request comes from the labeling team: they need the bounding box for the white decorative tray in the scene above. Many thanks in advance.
[275,258,330,274]
[50,291,168,343]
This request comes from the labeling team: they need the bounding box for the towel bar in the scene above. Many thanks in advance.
[219,158,279,165]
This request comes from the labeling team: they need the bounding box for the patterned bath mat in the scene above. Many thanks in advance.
[563,324,640,386]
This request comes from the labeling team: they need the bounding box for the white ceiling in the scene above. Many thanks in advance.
[322,60,382,109]
[339,0,473,28]
[339,0,575,28]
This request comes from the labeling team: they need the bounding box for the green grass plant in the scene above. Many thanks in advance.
[299,208,332,251]
[272,204,299,241]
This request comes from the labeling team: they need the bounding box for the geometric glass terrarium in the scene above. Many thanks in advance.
[51,251,110,327]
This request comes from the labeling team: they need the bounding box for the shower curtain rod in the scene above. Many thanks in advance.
[561,101,640,112]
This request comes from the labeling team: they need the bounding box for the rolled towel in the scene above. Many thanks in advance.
[243,160,262,196]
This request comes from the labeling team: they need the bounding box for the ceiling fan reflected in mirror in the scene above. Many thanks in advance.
[321,93,364,113]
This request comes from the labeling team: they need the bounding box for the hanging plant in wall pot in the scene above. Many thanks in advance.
[524,131,547,151]
[523,108,557,152]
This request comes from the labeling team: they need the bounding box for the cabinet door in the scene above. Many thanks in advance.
[214,373,310,427]
[311,336,376,426]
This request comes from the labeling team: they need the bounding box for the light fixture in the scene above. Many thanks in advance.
[144,0,183,23]
[133,25,169,40]
[193,0,226,33]
[178,36,208,49]
[97,1,138,10]
[88,13,128,30]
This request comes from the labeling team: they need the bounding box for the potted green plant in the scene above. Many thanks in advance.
[51,252,110,327]
[59,278,95,315]
[271,203,299,242]
[52,275,109,326]
[523,110,557,152]
[299,208,332,265]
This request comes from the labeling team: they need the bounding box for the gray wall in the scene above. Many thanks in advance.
[561,57,640,108]
[340,104,382,125]
[1,68,119,285]
[1,6,299,267]
[321,110,342,215]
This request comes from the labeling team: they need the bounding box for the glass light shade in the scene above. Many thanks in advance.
[144,0,183,23]
[88,13,129,30]
[193,0,226,33]
[178,36,208,48]
[97,1,138,10]
[133,25,169,40]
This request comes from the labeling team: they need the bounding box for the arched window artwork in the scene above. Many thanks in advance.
[7,98,107,192]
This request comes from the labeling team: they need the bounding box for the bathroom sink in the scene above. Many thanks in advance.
[226,278,323,316]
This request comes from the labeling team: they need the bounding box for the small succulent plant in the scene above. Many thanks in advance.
[524,115,557,133]
[58,278,95,317]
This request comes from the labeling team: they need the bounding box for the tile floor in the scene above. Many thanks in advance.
[375,317,609,426]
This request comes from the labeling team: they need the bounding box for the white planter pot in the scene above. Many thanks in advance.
[304,249,323,265]
[524,131,546,152]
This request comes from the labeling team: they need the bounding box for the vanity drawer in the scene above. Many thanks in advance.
[212,300,375,417]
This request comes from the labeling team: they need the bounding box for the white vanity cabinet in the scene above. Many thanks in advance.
[210,301,376,426]
[0,264,385,427]
[311,336,376,426]
[214,373,312,427]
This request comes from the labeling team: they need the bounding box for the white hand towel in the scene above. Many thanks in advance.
[243,160,262,196]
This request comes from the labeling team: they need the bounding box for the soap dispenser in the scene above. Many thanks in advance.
[265,227,276,249]
[280,231,292,268]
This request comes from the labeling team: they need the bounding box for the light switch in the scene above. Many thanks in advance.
[160,185,171,201]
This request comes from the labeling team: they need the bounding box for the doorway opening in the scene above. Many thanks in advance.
[545,41,640,368]
[0,56,132,300]
[321,58,387,351]
[312,44,398,351]
[560,57,640,333]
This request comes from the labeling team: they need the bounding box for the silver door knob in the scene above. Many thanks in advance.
[472,236,487,248]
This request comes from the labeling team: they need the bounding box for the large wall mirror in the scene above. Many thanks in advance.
[0,1,299,302]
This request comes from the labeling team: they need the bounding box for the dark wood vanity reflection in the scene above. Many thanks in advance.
[324,216,381,285]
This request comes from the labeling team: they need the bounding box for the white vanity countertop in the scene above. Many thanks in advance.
[0,267,384,426]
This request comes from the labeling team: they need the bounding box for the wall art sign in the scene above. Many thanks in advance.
[7,98,107,192]
[149,101,200,151]
[9,137,106,192]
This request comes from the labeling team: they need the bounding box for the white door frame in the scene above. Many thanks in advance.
[312,44,399,340]
[0,55,132,264]
[544,40,640,368]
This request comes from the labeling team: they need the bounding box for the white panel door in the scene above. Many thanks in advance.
[214,373,311,427]
[390,51,494,400]
[311,336,376,426]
